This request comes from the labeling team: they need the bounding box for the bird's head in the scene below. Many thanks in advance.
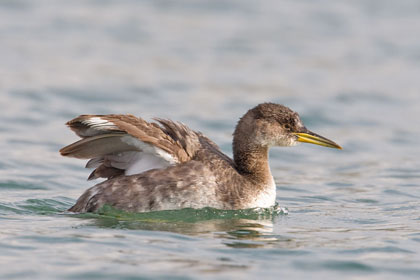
[234,103,342,150]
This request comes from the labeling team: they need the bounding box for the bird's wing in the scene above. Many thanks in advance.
[60,114,201,180]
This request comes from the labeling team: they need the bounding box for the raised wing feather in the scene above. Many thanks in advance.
[60,114,202,180]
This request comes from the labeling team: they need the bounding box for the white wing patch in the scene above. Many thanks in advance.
[70,116,180,177]
[122,152,173,175]
[75,117,120,137]
[119,135,178,175]
[82,117,119,129]
[120,135,177,165]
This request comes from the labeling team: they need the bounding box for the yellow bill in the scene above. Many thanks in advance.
[293,131,342,149]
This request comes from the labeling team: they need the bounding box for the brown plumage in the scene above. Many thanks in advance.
[60,103,341,213]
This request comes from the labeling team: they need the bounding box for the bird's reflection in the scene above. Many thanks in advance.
[70,205,289,248]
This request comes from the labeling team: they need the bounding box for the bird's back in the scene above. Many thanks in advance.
[61,114,240,212]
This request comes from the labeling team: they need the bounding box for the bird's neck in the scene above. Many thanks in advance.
[232,114,274,187]
[234,143,273,183]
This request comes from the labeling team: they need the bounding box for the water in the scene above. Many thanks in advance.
[1,0,420,279]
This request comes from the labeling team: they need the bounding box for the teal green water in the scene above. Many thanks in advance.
[1,0,420,279]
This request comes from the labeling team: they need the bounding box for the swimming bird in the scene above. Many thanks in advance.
[60,103,341,213]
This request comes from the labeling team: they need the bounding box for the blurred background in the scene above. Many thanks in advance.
[1,0,420,279]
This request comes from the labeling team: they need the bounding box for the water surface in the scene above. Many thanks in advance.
[1,0,420,279]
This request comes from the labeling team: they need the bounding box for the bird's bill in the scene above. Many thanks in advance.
[293,130,342,149]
